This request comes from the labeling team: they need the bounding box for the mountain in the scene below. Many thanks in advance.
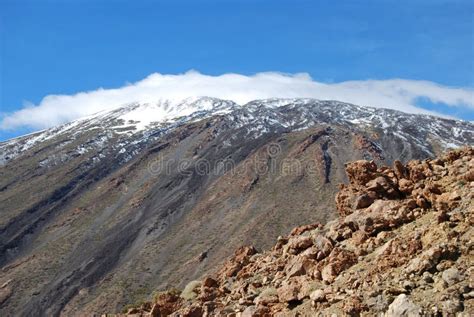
[0,98,473,316]
[112,147,474,316]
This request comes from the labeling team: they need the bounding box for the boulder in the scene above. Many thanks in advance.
[366,176,389,192]
[461,170,474,182]
[321,248,357,283]
[384,294,421,317]
[398,179,413,194]
[149,303,161,317]
[202,277,218,288]
[153,292,183,316]
[441,267,462,286]
[254,288,278,306]
[309,289,325,302]
[285,255,316,278]
[343,296,366,316]
[286,236,313,253]
[441,298,463,315]
[345,160,378,185]
[178,306,203,317]
[276,277,308,302]
[242,306,257,317]
[312,234,333,260]
[277,281,300,303]
[290,223,320,236]
[393,160,407,179]
[241,305,271,317]
[321,263,338,283]
[354,194,374,209]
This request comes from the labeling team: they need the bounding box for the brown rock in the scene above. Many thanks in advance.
[219,246,258,277]
[290,223,320,236]
[351,230,369,244]
[415,197,430,209]
[321,263,338,283]
[345,160,378,185]
[273,236,288,250]
[286,235,313,253]
[393,160,407,179]
[354,194,374,209]
[321,248,357,283]
[153,292,182,316]
[449,191,461,201]
[241,305,271,317]
[343,296,366,316]
[254,289,279,306]
[312,234,334,260]
[178,306,203,317]
[285,255,316,278]
[149,303,161,317]
[398,178,413,194]
[462,170,474,181]
[234,246,258,262]
[309,289,326,302]
[276,277,308,302]
[277,282,300,303]
[408,162,427,182]
[436,210,449,223]
[202,277,218,288]
[366,176,389,192]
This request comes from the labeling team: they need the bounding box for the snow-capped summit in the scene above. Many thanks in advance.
[113,97,238,131]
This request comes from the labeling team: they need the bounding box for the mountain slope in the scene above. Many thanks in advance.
[115,147,473,316]
[0,98,473,316]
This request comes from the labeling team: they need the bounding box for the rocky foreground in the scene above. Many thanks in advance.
[110,147,473,316]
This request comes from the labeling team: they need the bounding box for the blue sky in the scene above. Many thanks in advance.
[1,0,473,140]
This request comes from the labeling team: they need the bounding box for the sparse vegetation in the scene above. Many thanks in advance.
[180,280,201,300]
[259,287,277,297]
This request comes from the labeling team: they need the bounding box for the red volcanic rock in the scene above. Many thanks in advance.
[286,235,313,254]
[345,160,378,185]
[290,223,321,236]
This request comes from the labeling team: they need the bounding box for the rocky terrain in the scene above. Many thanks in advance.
[0,98,473,316]
[115,147,474,316]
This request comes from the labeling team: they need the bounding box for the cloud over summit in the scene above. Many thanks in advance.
[1,71,474,131]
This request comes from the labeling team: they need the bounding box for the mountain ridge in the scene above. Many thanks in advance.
[1,98,473,166]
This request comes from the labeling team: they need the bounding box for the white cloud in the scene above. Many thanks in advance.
[1,71,473,131]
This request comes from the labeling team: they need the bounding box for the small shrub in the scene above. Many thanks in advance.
[181,280,202,300]
[259,287,277,297]
[306,281,321,293]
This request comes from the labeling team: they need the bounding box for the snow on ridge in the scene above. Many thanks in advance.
[1,97,464,145]
[1,97,473,166]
